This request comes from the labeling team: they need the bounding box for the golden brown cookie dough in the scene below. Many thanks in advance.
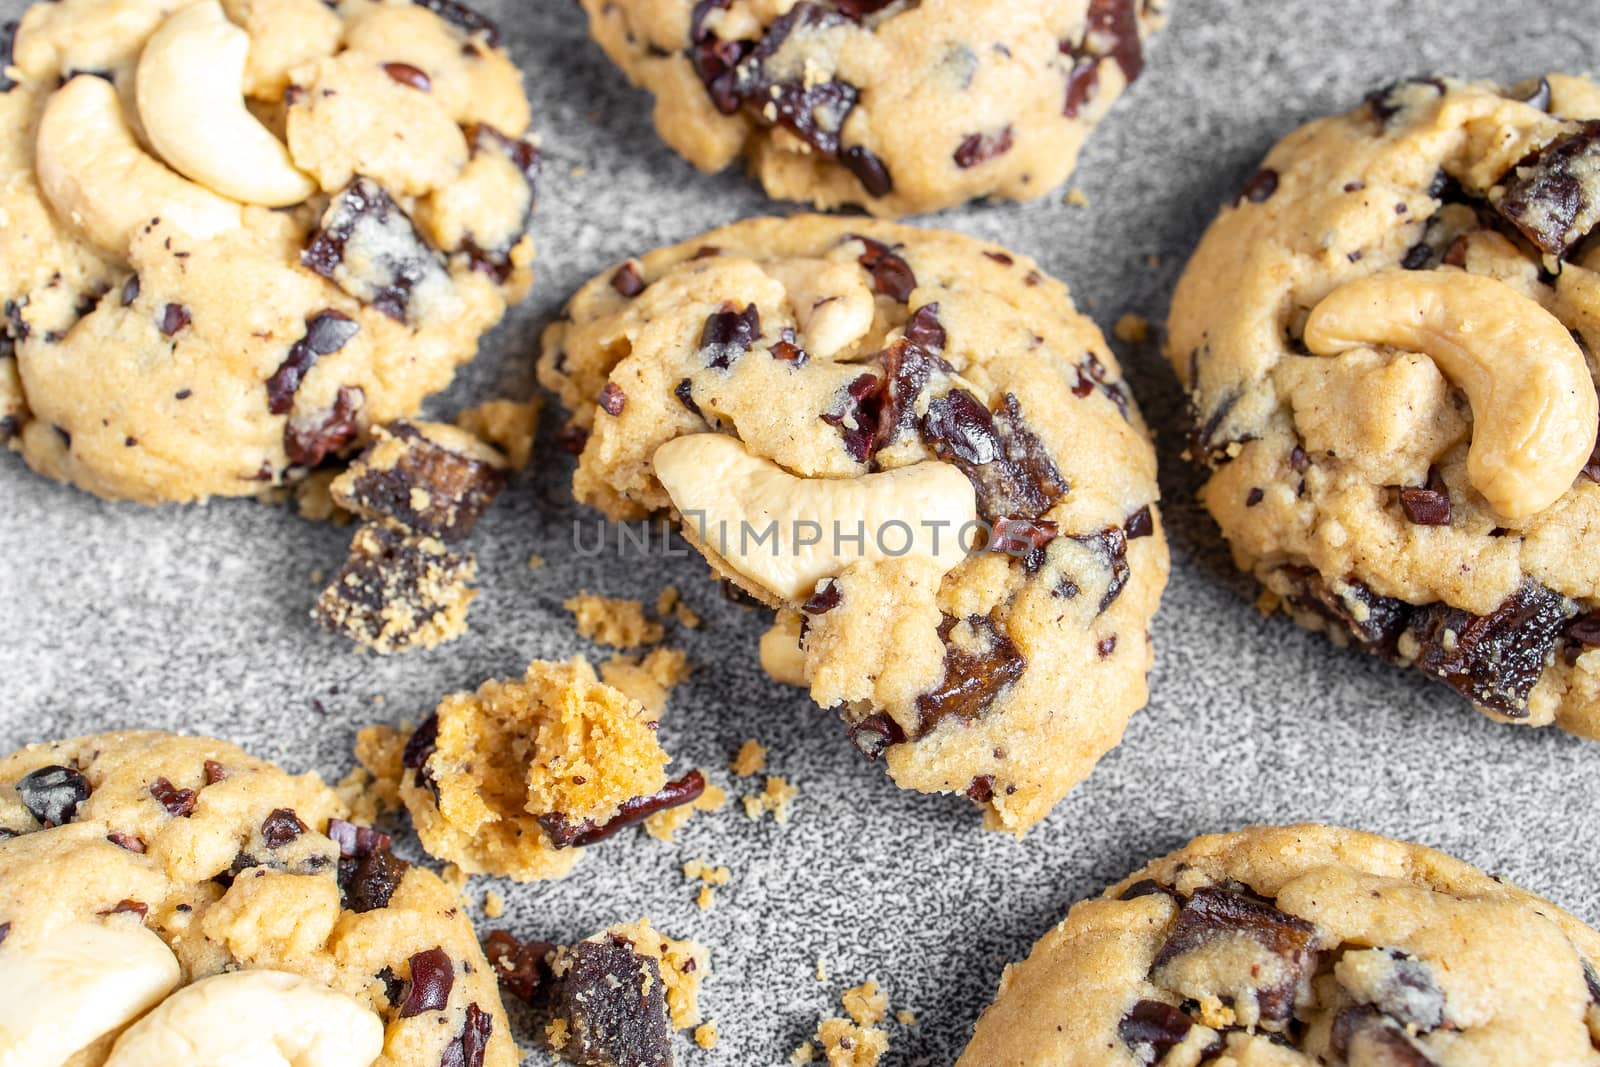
[1,0,539,503]
[540,215,1169,834]
[0,730,517,1067]
[578,0,1167,216]
[959,824,1600,1066]
[1167,75,1600,737]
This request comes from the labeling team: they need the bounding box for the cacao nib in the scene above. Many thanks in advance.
[261,808,307,849]
[484,930,555,1001]
[439,1002,493,1067]
[543,939,671,1067]
[304,178,449,324]
[203,760,227,785]
[1061,0,1144,117]
[159,303,191,336]
[700,302,761,369]
[914,615,1026,736]
[284,385,364,468]
[964,775,995,803]
[1408,581,1571,717]
[673,378,702,417]
[610,262,645,298]
[1125,506,1154,540]
[15,765,91,828]
[852,236,916,301]
[537,770,706,849]
[923,392,1068,522]
[335,421,507,543]
[266,310,361,415]
[1493,121,1600,258]
[149,777,197,817]
[847,712,906,761]
[1117,1000,1192,1063]
[770,327,807,365]
[1237,168,1279,205]
[400,946,455,1017]
[1399,469,1451,526]
[414,0,500,45]
[954,126,1015,169]
[598,381,627,417]
[841,145,894,197]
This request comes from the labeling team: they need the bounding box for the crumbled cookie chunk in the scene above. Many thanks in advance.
[0,731,519,1067]
[313,523,476,654]
[330,420,509,542]
[566,593,667,648]
[815,1017,889,1067]
[841,981,888,1027]
[365,659,701,881]
[958,824,1600,1066]
[601,647,692,719]
[457,397,541,472]
[1113,312,1150,344]
[729,739,767,777]
[742,776,798,824]
[483,889,505,919]
[693,1022,718,1049]
[293,468,353,524]
[656,585,702,628]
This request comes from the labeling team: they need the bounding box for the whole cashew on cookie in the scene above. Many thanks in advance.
[104,969,385,1067]
[35,74,241,256]
[653,433,978,601]
[1303,271,1598,519]
[135,1,317,206]
[0,920,181,1066]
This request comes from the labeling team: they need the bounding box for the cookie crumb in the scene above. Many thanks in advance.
[294,468,352,524]
[441,863,468,891]
[842,981,887,1026]
[697,885,715,911]
[601,646,691,718]
[694,1022,719,1049]
[729,738,767,777]
[657,585,703,629]
[684,858,731,886]
[1065,187,1090,207]
[483,889,505,919]
[643,776,728,843]
[455,398,541,472]
[815,1017,888,1067]
[895,1010,916,1026]
[743,776,797,824]
[527,553,546,570]
[815,958,828,982]
[790,1042,818,1064]
[1113,313,1150,344]
[565,592,665,648]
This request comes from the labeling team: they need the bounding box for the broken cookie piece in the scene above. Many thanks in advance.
[330,420,509,542]
[359,658,701,881]
[312,523,476,654]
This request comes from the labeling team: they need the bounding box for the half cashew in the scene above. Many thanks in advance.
[0,921,182,1067]
[653,433,977,601]
[36,74,241,256]
[765,258,875,360]
[1303,271,1597,518]
[104,969,385,1067]
[136,1,317,206]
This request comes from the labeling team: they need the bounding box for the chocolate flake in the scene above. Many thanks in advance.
[537,770,706,849]
[400,946,455,1017]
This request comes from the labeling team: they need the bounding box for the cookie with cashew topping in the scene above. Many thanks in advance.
[957,824,1600,1066]
[540,216,1169,834]
[1168,74,1600,735]
[0,730,518,1067]
[577,0,1169,217]
[0,0,540,503]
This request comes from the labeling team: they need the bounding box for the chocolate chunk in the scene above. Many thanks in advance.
[1237,168,1279,205]
[403,715,440,771]
[538,770,706,849]
[543,938,672,1067]
[689,0,750,115]
[915,615,1026,736]
[923,392,1068,523]
[15,765,91,828]
[610,262,646,298]
[1408,580,1572,716]
[413,0,500,45]
[599,382,627,417]
[1117,1000,1192,1064]
[1061,0,1143,117]
[841,145,894,197]
[285,385,364,468]
[261,808,307,849]
[954,126,1015,169]
[439,1002,493,1067]
[107,831,146,852]
[1494,121,1600,258]
[304,178,449,324]
[1330,1005,1440,1066]
[1125,506,1154,540]
[338,841,409,913]
[1366,78,1448,127]
[149,777,198,817]
[484,930,555,1001]
[1072,526,1130,613]
[822,372,885,463]
[327,818,393,859]
[852,236,916,301]
[989,516,1059,571]
[1151,885,1318,1025]
[313,523,476,652]
[964,775,995,803]
[120,275,140,306]
[803,579,842,615]
[400,947,455,1017]
[1361,951,1446,1031]
[728,5,858,156]
[699,303,761,369]
[383,62,431,91]
[770,326,808,365]
[1399,469,1451,526]
[336,421,508,542]
[847,711,906,761]
[266,310,361,415]
[1277,567,1411,656]
[159,303,191,336]
[673,378,701,417]
[903,303,946,354]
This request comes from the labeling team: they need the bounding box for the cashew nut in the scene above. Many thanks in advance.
[1303,271,1597,518]
[765,258,875,359]
[653,433,977,601]
[36,74,241,256]
[135,1,317,206]
[0,921,182,1067]
[104,969,385,1067]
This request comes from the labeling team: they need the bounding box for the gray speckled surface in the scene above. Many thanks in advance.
[2,1,1598,1063]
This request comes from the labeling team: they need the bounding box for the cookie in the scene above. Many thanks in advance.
[959,823,1600,1065]
[1166,75,1600,737]
[0,730,517,1067]
[578,0,1167,217]
[357,657,706,882]
[0,0,539,503]
[539,216,1169,834]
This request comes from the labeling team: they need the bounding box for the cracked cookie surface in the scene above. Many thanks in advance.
[539,215,1168,834]
[0,0,538,503]
[1167,74,1600,737]
[0,729,517,1067]
[959,823,1600,1067]
[578,0,1167,217]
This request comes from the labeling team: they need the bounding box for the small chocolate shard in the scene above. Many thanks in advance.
[149,777,197,818]
[260,808,307,849]
[400,947,455,1017]
[1493,121,1600,258]
[284,385,364,469]
[266,310,361,415]
[954,126,1015,169]
[1399,469,1451,526]
[1117,1000,1192,1064]
[337,832,409,914]
[1330,1005,1440,1066]
[699,303,761,369]
[484,930,555,1001]
[1061,0,1144,117]
[1237,168,1279,205]
[1073,526,1131,614]
[439,1002,493,1067]
[847,711,906,762]
[15,765,91,828]
[852,236,916,301]
[822,372,885,464]
[914,615,1026,736]
[610,262,646,298]
[841,145,894,197]
[537,770,706,849]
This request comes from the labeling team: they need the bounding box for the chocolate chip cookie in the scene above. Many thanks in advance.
[539,216,1169,834]
[1167,74,1600,737]
[0,730,517,1067]
[578,0,1167,216]
[959,823,1600,1065]
[1,0,539,503]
